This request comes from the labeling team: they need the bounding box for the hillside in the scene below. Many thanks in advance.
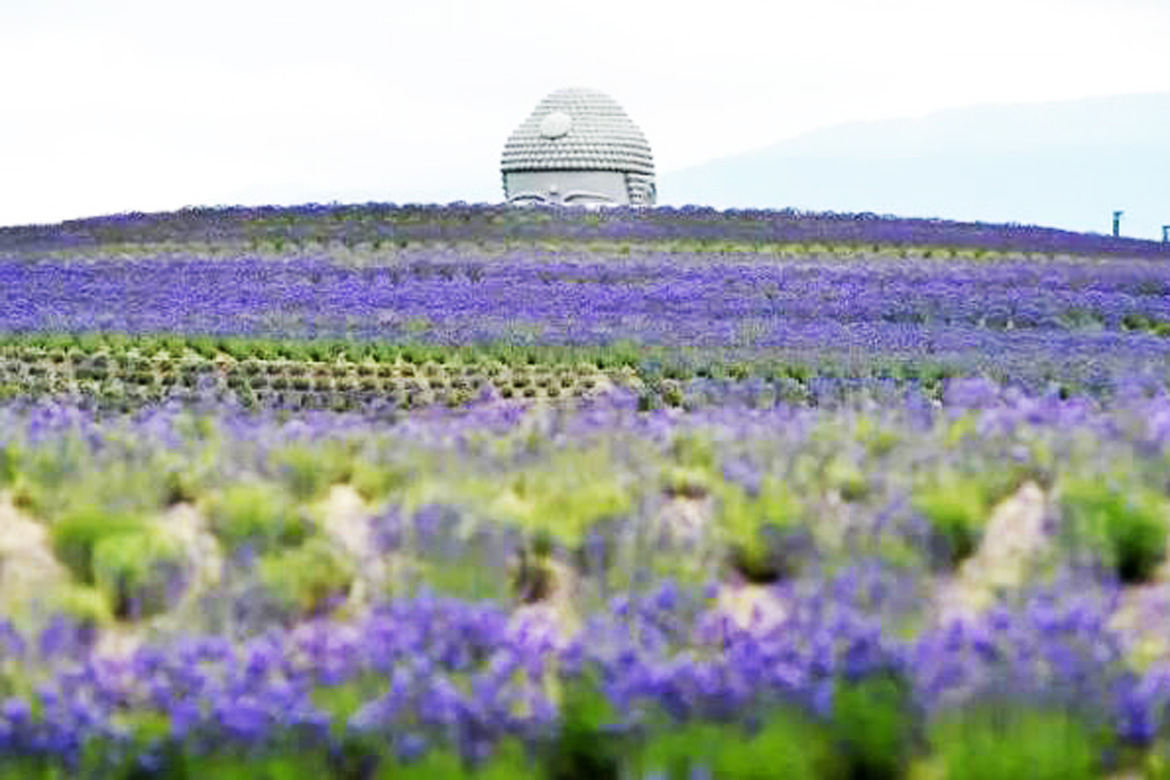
[660,92,1170,240]
[4,202,1170,776]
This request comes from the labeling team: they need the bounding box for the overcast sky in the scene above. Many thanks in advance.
[2,0,1167,228]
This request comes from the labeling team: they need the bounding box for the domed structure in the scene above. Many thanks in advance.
[501,87,656,206]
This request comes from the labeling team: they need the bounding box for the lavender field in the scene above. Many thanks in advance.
[2,204,1170,778]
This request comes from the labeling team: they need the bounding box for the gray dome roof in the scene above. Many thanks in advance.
[501,87,655,177]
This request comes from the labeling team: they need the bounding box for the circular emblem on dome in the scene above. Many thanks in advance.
[539,111,572,139]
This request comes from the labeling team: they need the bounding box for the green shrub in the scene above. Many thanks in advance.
[929,706,1102,780]
[350,459,410,502]
[257,537,354,619]
[76,461,186,517]
[270,443,354,501]
[913,473,992,569]
[414,557,512,604]
[92,529,186,620]
[716,477,805,583]
[661,464,715,498]
[826,455,869,502]
[207,481,311,556]
[51,583,114,629]
[77,711,177,780]
[311,672,391,742]
[639,709,830,780]
[830,673,915,780]
[712,709,832,780]
[876,533,928,572]
[1061,477,1168,583]
[160,464,204,506]
[0,445,17,488]
[162,750,336,780]
[479,449,634,549]
[637,722,724,780]
[473,740,534,780]
[1147,740,1170,780]
[539,672,625,780]
[50,505,148,584]
[10,443,84,518]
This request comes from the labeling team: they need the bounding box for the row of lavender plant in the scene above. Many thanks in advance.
[3,251,1170,397]
[12,251,1170,329]
[1,578,1166,778]
[2,384,1170,775]
[4,203,1168,259]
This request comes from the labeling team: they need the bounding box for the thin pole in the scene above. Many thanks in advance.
[1163,225,1169,244]
[1113,211,1124,238]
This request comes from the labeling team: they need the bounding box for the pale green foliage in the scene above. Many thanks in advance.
[663,431,810,580]
[349,458,411,502]
[50,505,148,585]
[716,477,800,542]
[913,472,993,568]
[0,444,17,487]
[410,558,513,603]
[1147,740,1170,780]
[853,414,902,457]
[637,708,830,780]
[310,672,390,740]
[51,583,114,628]
[78,461,183,516]
[661,463,716,497]
[9,435,203,523]
[206,481,311,555]
[270,441,355,501]
[1061,474,1168,583]
[459,447,634,548]
[825,454,869,501]
[9,438,87,518]
[929,706,1101,780]
[830,673,915,780]
[669,430,717,470]
[715,476,804,581]
[662,430,720,497]
[877,533,927,572]
[174,752,334,780]
[943,412,979,448]
[92,529,185,619]
[257,537,354,618]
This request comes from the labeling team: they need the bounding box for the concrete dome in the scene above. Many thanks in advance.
[501,87,656,206]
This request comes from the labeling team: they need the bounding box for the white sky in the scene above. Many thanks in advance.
[2,0,1167,228]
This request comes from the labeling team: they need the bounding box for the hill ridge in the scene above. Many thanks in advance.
[660,92,1170,240]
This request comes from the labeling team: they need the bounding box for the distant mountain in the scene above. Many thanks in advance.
[659,93,1170,241]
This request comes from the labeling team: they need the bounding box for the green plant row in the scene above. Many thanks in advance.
[68,236,1059,262]
[0,332,649,370]
[0,332,995,409]
[0,331,968,376]
[0,336,633,412]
